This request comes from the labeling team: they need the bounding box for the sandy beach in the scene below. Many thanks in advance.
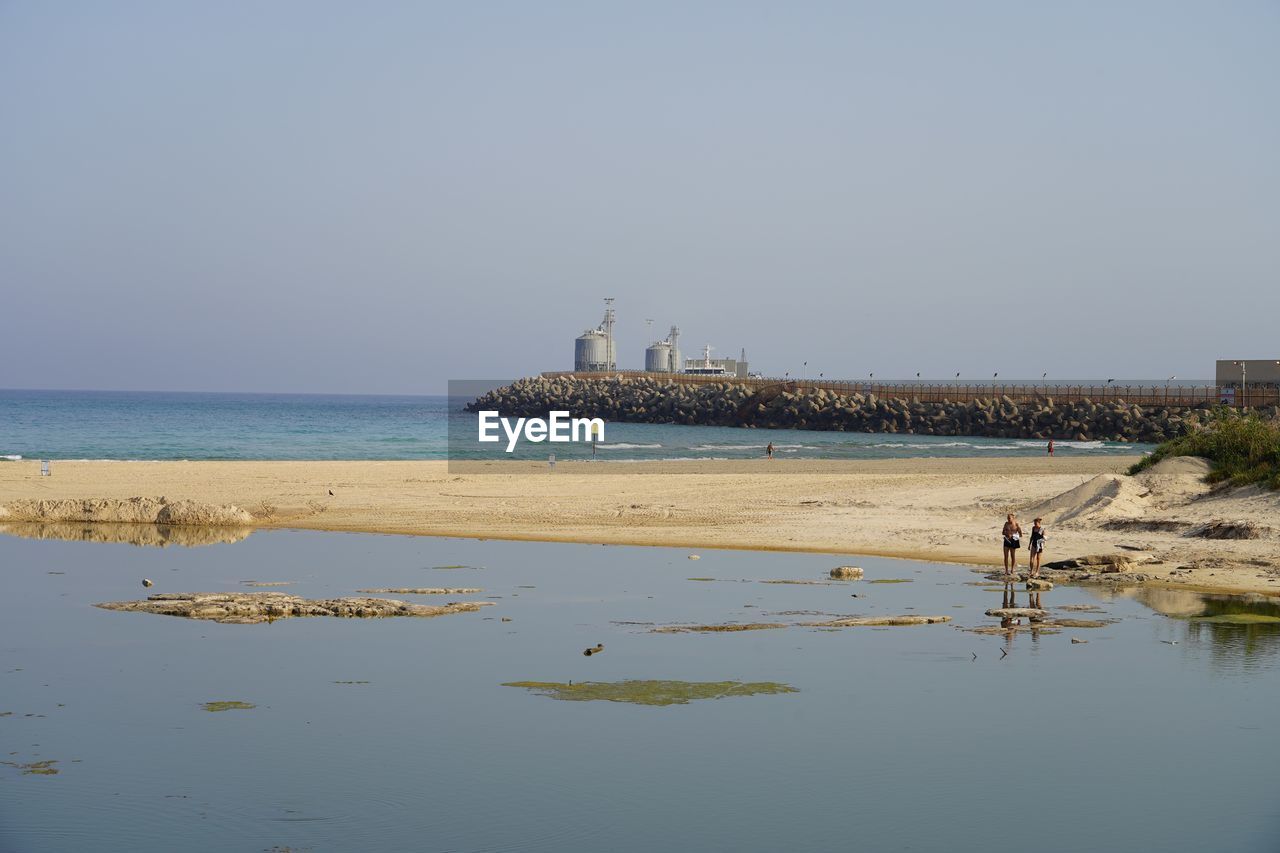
[2,456,1277,595]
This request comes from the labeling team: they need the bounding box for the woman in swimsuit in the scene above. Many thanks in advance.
[1002,513,1023,576]
[1028,517,1046,578]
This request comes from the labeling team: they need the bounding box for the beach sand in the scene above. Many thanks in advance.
[2,457,1277,595]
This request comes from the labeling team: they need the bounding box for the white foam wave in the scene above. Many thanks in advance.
[596,443,662,450]
[1,454,22,461]
[602,456,728,463]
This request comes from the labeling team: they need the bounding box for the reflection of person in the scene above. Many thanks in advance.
[1002,513,1023,576]
[1000,583,1021,641]
[766,442,774,460]
[1029,518,1046,577]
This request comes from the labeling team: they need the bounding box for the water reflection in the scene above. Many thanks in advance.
[994,583,1051,647]
[1109,587,1280,669]
[0,521,253,548]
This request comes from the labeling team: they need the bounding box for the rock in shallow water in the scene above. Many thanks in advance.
[94,592,492,624]
[501,680,798,706]
[985,607,1049,620]
[356,588,483,595]
[801,615,951,627]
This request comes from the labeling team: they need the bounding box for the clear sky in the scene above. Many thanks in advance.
[2,2,1277,393]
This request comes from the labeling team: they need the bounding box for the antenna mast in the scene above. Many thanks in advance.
[602,298,616,370]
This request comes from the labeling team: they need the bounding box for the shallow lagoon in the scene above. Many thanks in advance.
[2,530,1278,852]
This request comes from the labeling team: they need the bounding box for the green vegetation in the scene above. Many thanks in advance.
[502,679,798,706]
[1190,614,1280,626]
[867,578,914,584]
[201,701,256,712]
[2,760,58,776]
[1129,411,1280,489]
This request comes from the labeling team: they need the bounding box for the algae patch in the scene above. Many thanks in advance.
[652,622,787,633]
[868,579,914,584]
[1190,614,1280,625]
[1051,618,1113,629]
[201,701,256,712]
[502,679,798,706]
[2,760,58,776]
[357,587,483,595]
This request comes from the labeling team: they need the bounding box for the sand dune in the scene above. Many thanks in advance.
[1,496,252,526]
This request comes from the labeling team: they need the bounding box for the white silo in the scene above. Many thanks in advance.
[575,329,613,372]
[645,340,672,372]
[573,299,618,372]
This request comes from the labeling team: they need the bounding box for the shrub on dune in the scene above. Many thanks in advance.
[1130,410,1280,489]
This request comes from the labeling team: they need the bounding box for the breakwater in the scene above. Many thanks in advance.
[466,376,1271,443]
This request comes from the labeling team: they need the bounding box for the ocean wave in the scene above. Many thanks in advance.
[869,441,973,449]
[690,443,812,451]
[1,454,22,461]
[602,456,728,463]
[596,443,663,450]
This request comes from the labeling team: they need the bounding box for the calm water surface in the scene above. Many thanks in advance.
[1,530,1277,852]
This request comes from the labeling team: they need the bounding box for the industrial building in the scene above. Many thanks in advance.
[570,300,749,377]
[573,299,617,372]
[1216,359,1280,388]
[684,345,749,379]
[644,326,681,373]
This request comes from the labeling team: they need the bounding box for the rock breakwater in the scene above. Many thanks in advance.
[466,376,1252,442]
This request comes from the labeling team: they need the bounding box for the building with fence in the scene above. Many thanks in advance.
[1216,360,1280,388]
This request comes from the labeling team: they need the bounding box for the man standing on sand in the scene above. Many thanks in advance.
[1002,513,1023,576]
[766,442,774,460]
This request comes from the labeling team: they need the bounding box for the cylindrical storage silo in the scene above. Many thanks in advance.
[645,342,672,372]
[575,330,610,372]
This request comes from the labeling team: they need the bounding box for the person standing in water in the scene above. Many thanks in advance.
[1047,438,1055,457]
[1002,513,1023,576]
[1028,517,1046,578]
[766,442,774,460]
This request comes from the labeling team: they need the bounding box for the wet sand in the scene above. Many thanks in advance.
[1,457,1277,594]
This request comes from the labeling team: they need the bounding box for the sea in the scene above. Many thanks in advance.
[0,390,1153,462]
